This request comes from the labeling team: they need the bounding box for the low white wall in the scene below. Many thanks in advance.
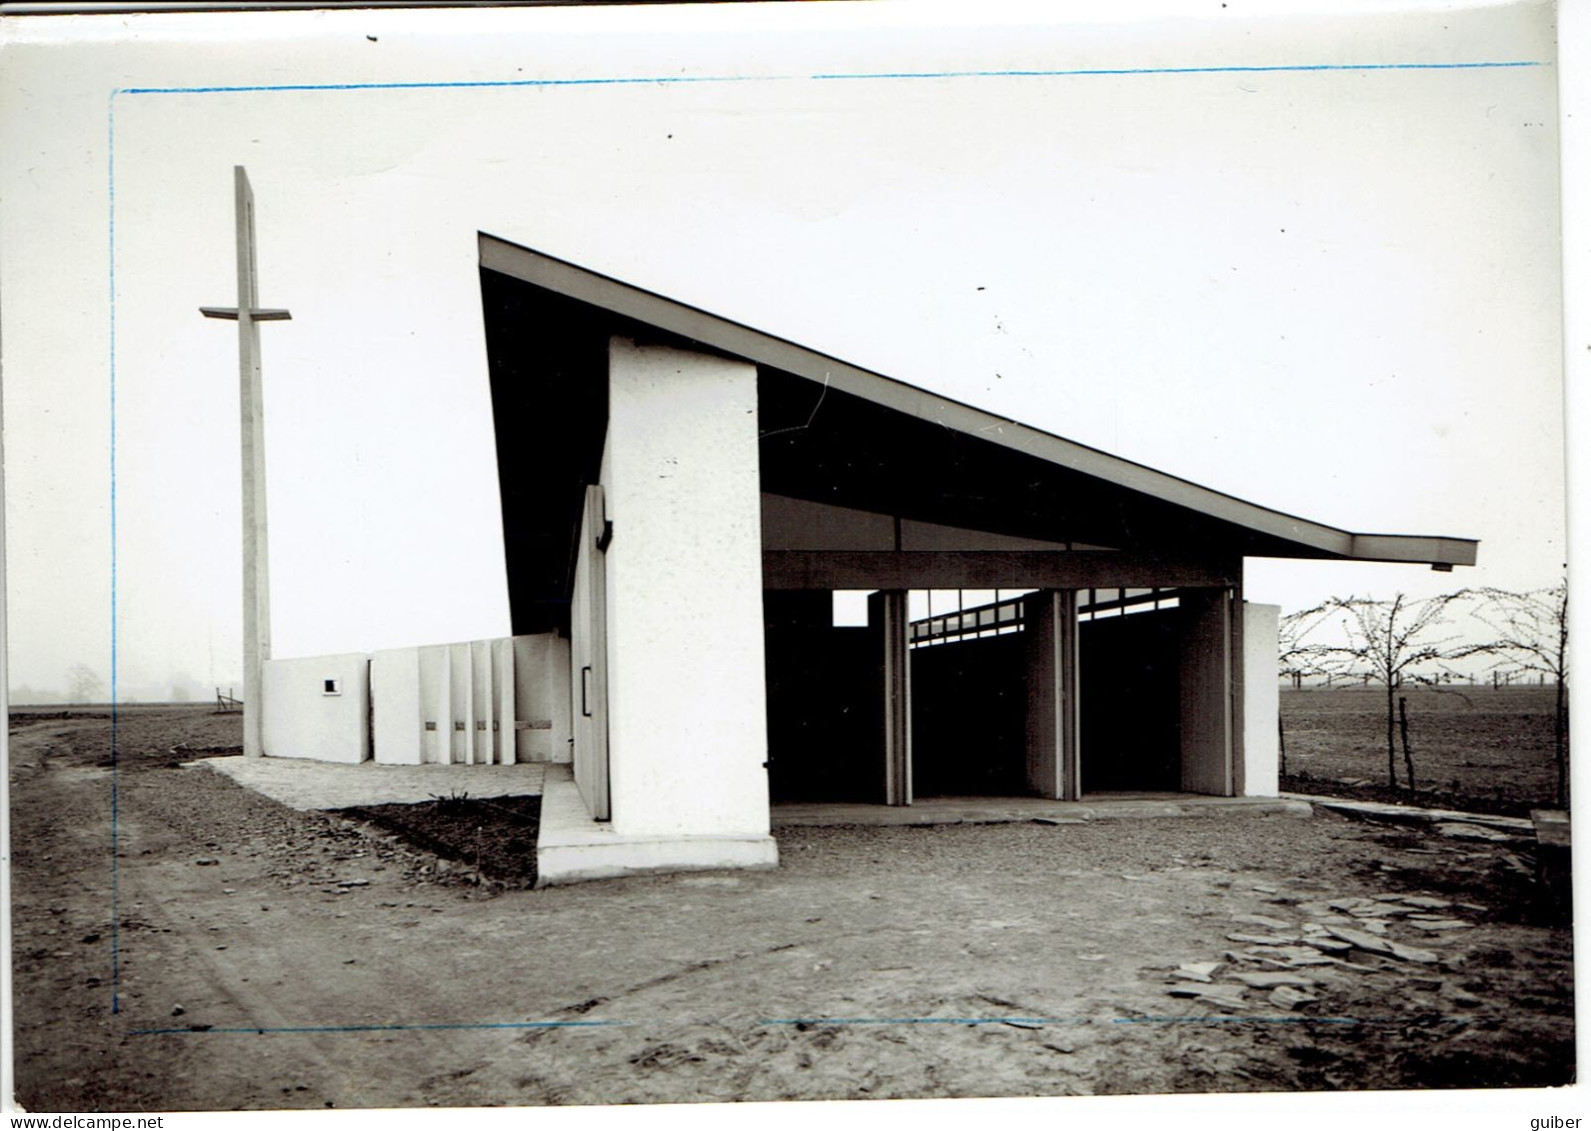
[262,653,370,763]
[602,338,771,838]
[1242,602,1281,797]
[514,632,571,763]
[369,634,564,765]
[370,647,423,765]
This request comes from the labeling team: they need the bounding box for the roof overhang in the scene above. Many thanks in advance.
[479,232,1476,629]
[479,233,1476,569]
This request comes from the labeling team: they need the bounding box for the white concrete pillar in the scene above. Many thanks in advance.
[1241,602,1281,797]
[868,589,912,806]
[601,338,771,838]
[1023,589,1080,801]
[1179,588,1234,795]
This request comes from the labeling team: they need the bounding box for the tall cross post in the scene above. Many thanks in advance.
[201,166,291,758]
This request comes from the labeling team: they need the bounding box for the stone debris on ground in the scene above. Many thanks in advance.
[1268,985,1319,1010]
[1171,886,1465,1021]
[1399,895,1452,909]
[1436,822,1515,842]
[1226,932,1300,945]
[1498,852,1534,876]
[1232,913,1293,931]
[1336,958,1386,974]
[1383,941,1441,964]
[1166,983,1250,1010]
[1232,971,1317,989]
[1348,904,1406,918]
[1322,925,1395,954]
[1245,944,1324,962]
[1248,949,1337,968]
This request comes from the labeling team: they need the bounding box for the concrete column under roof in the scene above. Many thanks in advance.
[1023,589,1080,802]
[1178,588,1236,796]
[869,589,912,807]
[1240,602,1281,797]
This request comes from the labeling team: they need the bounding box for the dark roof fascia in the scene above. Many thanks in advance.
[478,232,1477,568]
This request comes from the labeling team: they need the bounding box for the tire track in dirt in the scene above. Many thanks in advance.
[107,777,614,1110]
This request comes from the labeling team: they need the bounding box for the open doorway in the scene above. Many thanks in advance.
[1078,598,1182,793]
[763,591,880,802]
[909,590,1030,797]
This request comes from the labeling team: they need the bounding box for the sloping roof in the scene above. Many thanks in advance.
[478,232,1476,575]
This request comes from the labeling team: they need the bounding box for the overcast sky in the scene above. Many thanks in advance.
[0,0,1566,699]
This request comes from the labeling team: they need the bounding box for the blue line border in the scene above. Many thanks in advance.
[107,90,121,1016]
[113,59,1540,97]
[130,1019,627,1036]
[102,51,1544,1030]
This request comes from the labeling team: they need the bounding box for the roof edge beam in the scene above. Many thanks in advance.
[1345,534,1479,567]
[762,550,1240,591]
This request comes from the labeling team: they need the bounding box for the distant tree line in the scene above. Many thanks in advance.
[1279,582,1569,806]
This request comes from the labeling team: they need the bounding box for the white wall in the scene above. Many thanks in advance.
[601,338,770,838]
[370,634,556,764]
[370,646,423,765]
[417,644,450,763]
[1241,602,1282,798]
[262,652,370,763]
[514,632,571,762]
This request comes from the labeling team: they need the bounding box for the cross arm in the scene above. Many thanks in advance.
[199,307,293,321]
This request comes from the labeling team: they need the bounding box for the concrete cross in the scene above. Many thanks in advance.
[200,166,291,758]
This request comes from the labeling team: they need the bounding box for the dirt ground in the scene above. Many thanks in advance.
[8,706,1576,1112]
[1281,686,1564,814]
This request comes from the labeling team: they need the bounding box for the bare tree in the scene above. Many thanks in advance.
[1472,582,1569,806]
[66,663,105,705]
[1276,603,1333,778]
[1311,592,1480,793]
[1279,603,1333,691]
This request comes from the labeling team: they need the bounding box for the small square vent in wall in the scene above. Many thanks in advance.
[323,678,341,696]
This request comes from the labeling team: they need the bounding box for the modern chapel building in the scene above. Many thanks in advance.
[258,231,1477,885]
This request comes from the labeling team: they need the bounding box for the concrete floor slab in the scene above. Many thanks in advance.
[1282,792,1534,832]
[194,755,546,811]
[771,793,1313,827]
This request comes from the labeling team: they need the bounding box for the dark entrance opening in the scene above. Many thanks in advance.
[911,633,1028,797]
[1079,608,1182,792]
[763,591,880,803]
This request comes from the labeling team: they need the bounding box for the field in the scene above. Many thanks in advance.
[1280,686,1565,816]
[6,704,1576,1111]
